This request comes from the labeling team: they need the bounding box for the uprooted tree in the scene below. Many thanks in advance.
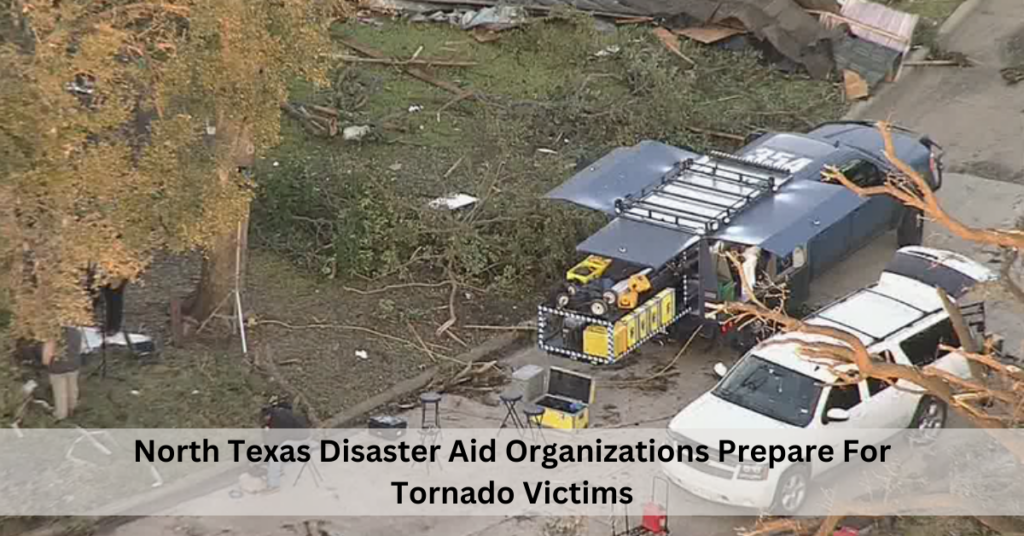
[0,0,340,344]
[723,121,1024,536]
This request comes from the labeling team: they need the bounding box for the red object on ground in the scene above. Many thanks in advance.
[642,502,667,534]
[834,528,859,536]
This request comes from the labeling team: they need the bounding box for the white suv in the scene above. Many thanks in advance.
[662,246,996,514]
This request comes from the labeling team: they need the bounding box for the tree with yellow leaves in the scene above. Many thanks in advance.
[1,0,339,346]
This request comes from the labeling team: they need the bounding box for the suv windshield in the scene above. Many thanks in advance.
[712,355,823,427]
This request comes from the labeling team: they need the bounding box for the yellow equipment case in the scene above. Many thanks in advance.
[578,287,678,361]
[536,367,595,430]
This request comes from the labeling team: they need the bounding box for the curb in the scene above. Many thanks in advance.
[842,0,982,121]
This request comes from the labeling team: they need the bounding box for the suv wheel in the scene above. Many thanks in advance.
[771,465,810,515]
[908,396,947,445]
[898,208,924,247]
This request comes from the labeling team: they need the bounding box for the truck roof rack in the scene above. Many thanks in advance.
[613,151,791,236]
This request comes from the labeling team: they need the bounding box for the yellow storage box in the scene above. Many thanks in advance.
[537,367,595,430]
[582,324,628,359]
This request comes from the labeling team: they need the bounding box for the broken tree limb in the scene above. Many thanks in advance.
[253,318,458,364]
[904,60,969,67]
[686,126,745,141]
[463,324,537,331]
[329,54,478,67]
[339,39,476,100]
[937,287,985,381]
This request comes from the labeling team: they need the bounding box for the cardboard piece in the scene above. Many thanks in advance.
[843,69,870,101]
[674,24,746,44]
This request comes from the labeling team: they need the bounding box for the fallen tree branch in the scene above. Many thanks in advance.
[342,281,451,295]
[340,38,476,100]
[463,324,537,331]
[329,54,478,67]
[686,125,745,141]
[253,318,459,364]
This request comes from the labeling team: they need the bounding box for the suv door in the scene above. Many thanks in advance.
[815,381,876,473]
[897,316,972,379]
[864,350,918,428]
[838,158,899,248]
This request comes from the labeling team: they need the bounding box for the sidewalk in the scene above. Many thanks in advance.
[858,0,1024,182]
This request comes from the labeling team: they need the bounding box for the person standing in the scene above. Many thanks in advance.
[261,403,311,492]
[41,327,83,421]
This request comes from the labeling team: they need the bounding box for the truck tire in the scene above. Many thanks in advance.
[898,208,924,247]
[907,396,947,446]
[770,465,810,515]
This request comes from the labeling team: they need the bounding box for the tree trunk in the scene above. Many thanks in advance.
[187,206,249,323]
[186,115,255,324]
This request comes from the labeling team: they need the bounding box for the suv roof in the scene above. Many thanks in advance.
[749,247,993,382]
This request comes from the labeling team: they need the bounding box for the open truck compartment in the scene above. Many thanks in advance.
[539,144,799,365]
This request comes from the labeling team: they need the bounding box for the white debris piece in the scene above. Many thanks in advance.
[594,45,621,57]
[342,125,371,141]
[459,6,526,31]
[408,104,423,113]
[428,193,478,211]
[355,350,369,360]
[22,380,37,395]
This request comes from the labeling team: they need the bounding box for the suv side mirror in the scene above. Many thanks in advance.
[825,408,850,423]
[713,362,729,378]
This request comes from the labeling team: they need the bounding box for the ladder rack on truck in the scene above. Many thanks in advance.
[538,150,794,365]
[614,151,789,236]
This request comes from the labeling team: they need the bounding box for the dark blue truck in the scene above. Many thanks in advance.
[537,121,944,365]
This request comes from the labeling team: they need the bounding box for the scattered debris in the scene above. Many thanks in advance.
[1002,65,1024,85]
[652,27,696,66]
[904,59,972,67]
[130,390,141,396]
[685,126,745,142]
[594,45,621,57]
[428,193,479,211]
[408,104,424,113]
[816,0,918,56]
[388,163,403,171]
[674,24,746,45]
[817,0,918,85]
[342,125,372,141]
[843,69,870,101]
[410,10,461,24]
[355,350,370,360]
[460,6,526,31]
[831,32,902,90]
[281,101,340,137]
[614,16,653,25]
[340,38,476,101]
[536,148,558,154]
[471,29,502,43]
